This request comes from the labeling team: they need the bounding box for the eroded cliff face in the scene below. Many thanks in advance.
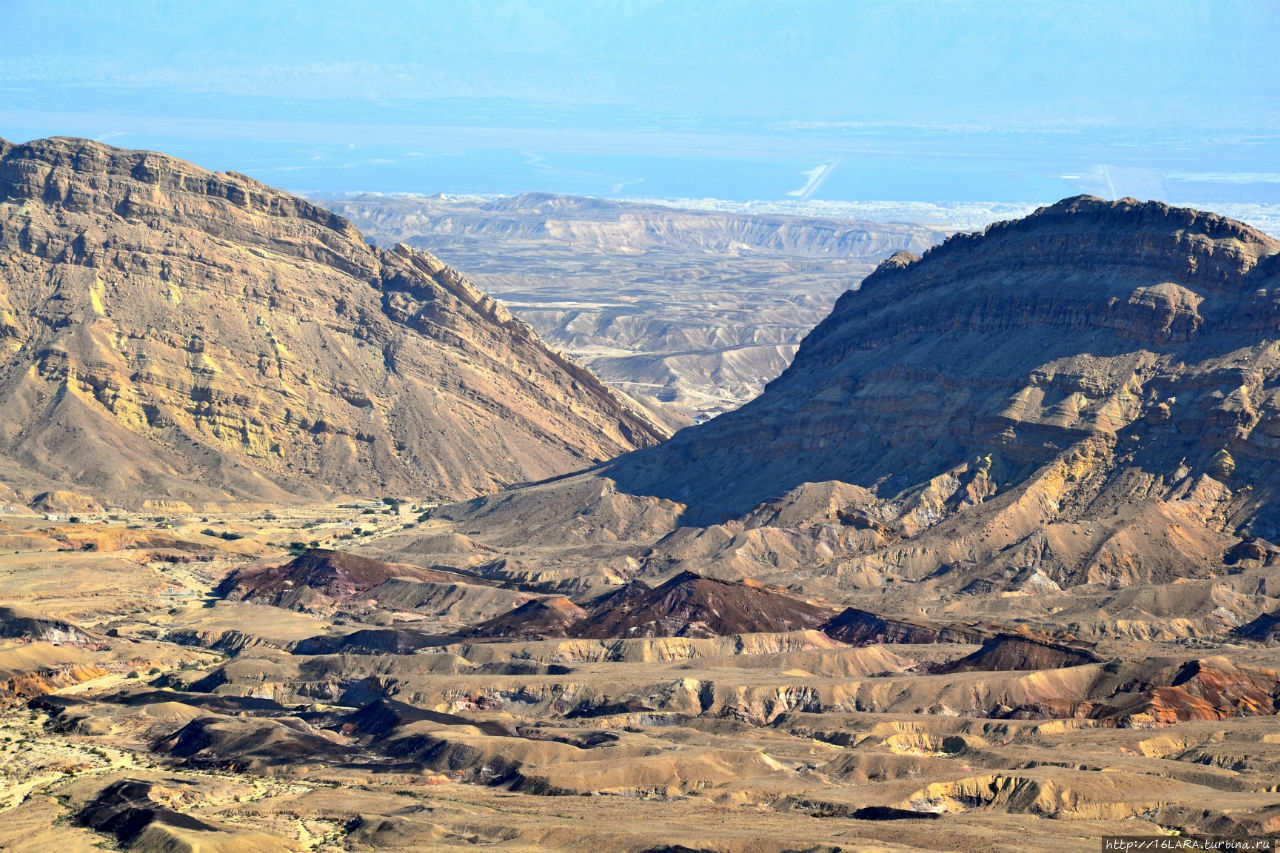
[0,137,666,507]
[610,196,1280,519]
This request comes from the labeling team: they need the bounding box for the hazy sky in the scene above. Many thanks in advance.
[2,0,1277,202]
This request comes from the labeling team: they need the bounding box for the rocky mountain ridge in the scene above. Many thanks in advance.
[0,137,666,508]
[607,195,1280,522]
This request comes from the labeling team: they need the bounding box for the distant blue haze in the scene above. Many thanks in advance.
[1,0,1276,204]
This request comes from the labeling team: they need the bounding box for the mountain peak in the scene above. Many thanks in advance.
[858,195,1278,298]
[1,135,364,243]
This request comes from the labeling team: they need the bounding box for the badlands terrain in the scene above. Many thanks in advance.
[1,502,1278,853]
[322,193,946,423]
[0,138,1279,853]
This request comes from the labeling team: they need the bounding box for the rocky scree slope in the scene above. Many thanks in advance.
[0,137,665,507]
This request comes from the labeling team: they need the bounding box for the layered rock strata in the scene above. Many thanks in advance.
[0,137,665,507]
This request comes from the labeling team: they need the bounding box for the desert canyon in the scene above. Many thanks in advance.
[0,137,1278,852]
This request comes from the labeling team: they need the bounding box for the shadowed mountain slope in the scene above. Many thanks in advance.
[1234,609,1280,643]
[462,595,590,640]
[820,607,985,646]
[0,137,665,508]
[605,195,1280,524]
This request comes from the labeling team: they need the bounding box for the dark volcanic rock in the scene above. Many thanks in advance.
[445,571,833,641]
[462,595,588,640]
[938,633,1100,673]
[850,806,942,821]
[1085,657,1280,726]
[574,571,831,639]
[341,697,515,739]
[77,779,224,846]
[217,548,486,605]
[564,698,659,719]
[821,607,985,646]
[1233,608,1280,643]
[104,690,287,715]
[292,627,442,655]
[988,655,1280,726]
[155,715,356,769]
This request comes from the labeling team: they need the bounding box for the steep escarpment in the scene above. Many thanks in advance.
[0,137,665,507]
[607,196,1280,522]
[0,606,102,648]
[10,195,1280,852]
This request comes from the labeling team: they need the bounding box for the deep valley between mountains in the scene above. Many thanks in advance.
[1,137,1280,852]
